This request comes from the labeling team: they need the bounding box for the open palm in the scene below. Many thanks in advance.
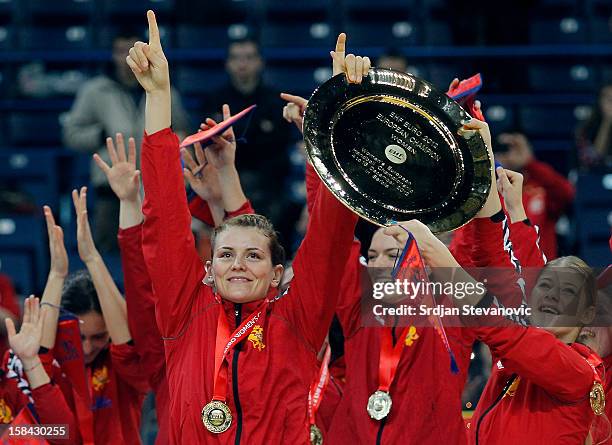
[94,133,141,202]
[6,297,44,361]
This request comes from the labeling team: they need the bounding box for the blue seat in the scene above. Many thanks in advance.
[518,105,578,138]
[528,65,598,93]
[589,18,612,43]
[18,26,93,50]
[263,66,325,96]
[0,216,47,292]
[0,26,15,51]
[175,25,236,49]
[575,173,612,266]
[423,21,453,46]
[529,18,587,44]
[484,105,516,136]
[102,0,174,14]
[0,0,16,16]
[263,0,329,16]
[261,23,334,48]
[0,151,60,209]
[345,21,419,47]
[575,173,612,206]
[427,63,460,90]
[343,0,415,17]
[8,112,62,146]
[0,252,34,295]
[174,67,228,95]
[22,0,94,16]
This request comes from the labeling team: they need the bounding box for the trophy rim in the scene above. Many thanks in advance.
[303,67,492,233]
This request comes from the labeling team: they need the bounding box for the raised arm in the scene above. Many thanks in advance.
[73,187,131,344]
[40,206,68,349]
[127,11,207,337]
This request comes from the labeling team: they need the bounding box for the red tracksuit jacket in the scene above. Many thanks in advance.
[118,226,169,445]
[140,128,358,444]
[591,354,612,444]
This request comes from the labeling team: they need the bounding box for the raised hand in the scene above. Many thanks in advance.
[280,93,308,133]
[94,133,141,202]
[125,10,169,93]
[72,187,100,264]
[182,143,222,204]
[43,206,68,278]
[6,297,45,362]
[199,104,236,170]
[496,167,527,223]
[330,33,371,83]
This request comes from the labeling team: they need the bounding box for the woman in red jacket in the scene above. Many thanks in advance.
[126,11,369,444]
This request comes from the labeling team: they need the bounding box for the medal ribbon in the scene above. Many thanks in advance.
[586,351,603,386]
[377,327,409,392]
[212,299,269,402]
[308,344,332,425]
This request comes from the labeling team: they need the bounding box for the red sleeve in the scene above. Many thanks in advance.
[475,326,594,402]
[523,159,575,220]
[508,221,546,268]
[109,343,150,394]
[188,195,215,226]
[283,177,359,351]
[141,128,208,338]
[117,225,165,391]
[0,274,20,320]
[334,240,366,340]
[31,383,81,445]
[305,162,321,216]
[225,200,254,219]
[449,220,476,268]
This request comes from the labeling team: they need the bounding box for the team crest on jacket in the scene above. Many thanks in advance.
[248,325,265,351]
[404,326,419,346]
[92,366,110,392]
[0,399,12,423]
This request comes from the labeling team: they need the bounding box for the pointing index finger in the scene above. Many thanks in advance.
[147,10,161,47]
[335,33,346,55]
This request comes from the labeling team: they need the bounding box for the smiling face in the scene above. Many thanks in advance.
[210,226,283,304]
[367,227,401,281]
[529,261,595,341]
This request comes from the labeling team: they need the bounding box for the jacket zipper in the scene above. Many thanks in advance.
[233,304,243,445]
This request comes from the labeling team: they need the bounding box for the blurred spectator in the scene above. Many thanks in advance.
[576,84,612,171]
[377,48,408,73]
[201,37,293,244]
[0,274,20,359]
[61,28,190,253]
[495,133,575,260]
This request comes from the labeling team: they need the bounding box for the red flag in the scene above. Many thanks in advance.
[0,407,50,444]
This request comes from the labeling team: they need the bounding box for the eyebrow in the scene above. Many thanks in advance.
[218,246,265,252]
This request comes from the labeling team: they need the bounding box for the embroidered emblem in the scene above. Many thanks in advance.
[404,326,419,346]
[504,377,521,398]
[92,366,110,392]
[0,399,13,423]
[248,325,266,351]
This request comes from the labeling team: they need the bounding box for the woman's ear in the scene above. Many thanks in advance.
[270,264,285,288]
[204,260,214,287]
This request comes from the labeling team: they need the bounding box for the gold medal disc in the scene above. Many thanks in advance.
[202,400,233,433]
[590,382,606,416]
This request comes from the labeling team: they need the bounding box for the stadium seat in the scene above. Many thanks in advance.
[589,18,612,43]
[345,21,419,47]
[0,252,34,295]
[343,0,416,19]
[263,0,329,17]
[102,0,174,14]
[8,112,62,146]
[264,66,327,96]
[0,0,15,16]
[0,150,60,209]
[22,0,94,17]
[529,18,587,44]
[0,26,15,51]
[97,25,172,48]
[0,216,47,292]
[175,24,243,49]
[18,26,93,50]
[174,66,228,95]
[517,105,579,138]
[484,105,516,136]
[261,23,334,48]
[423,21,453,46]
[528,64,599,93]
[427,63,461,90]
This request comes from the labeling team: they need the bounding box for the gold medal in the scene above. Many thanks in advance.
[366,390,393,420]
[310,424,323,445]
[590,382,605,416]
[201,400,232,433]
